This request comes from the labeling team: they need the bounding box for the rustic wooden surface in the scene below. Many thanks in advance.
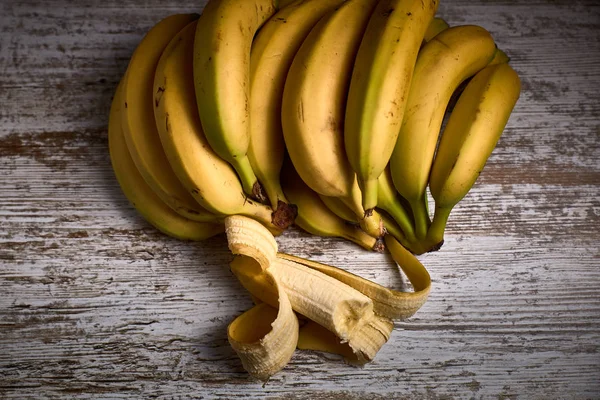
[1,0,599,398]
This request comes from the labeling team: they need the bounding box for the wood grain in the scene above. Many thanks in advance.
[1,0,599,398]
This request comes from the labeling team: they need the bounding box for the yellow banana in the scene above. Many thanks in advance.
[423,16,449,42]
[344,0,439,212]
[281,0,384,239]
[426,63,521,247]
[120,14,218,223]
[193,0,278,199]
[153,20,294,232]
[109,81,223,241]
[248,0,346,210]
[280,160,382,252]
[490,47,510,65]
[389,25,497,240]
[319,194,360,224]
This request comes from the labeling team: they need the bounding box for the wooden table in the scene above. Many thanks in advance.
[1,0,599,398]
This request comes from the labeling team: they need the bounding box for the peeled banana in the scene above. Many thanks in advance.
[225,215,431,376]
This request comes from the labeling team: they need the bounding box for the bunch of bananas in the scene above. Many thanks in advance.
[108,0,520,379]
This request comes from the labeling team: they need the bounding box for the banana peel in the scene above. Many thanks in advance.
[224,215,431,379]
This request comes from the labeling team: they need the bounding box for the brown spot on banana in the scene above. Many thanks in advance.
[155,86,165,108]
[297,99,304,123]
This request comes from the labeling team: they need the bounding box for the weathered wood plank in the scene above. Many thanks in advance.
[1,0,599,398]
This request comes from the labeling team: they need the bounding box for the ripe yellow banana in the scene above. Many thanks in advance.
[109,82,223,241]
[423,16,449,42]
[389,25,497,240]
[319,193,360,224]
[490,47,510,65]
[120,14,218,223]
[427,63,521,247]
[344,0,439,212]
[193,0,278,199]
[281,0,384,239]
[280,160,382,252]
[248,0,346,210]
[153,20,293,232]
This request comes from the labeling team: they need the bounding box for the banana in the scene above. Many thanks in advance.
[426,63,521,247]
[120,14,219,223]
[389,25,497,240]
[153,20,294,232]
[490,47,510,65]
[281,0,384,239]
[225,215,395,373]
[193,0,278,199]
[319,193,360,224]
[280,160,382,252]
[225,216,298,380]
[109,81,224,241]
[423,16,449,42]
[344,0,439,212]
[248,0,346,210]
[279,234,431,320]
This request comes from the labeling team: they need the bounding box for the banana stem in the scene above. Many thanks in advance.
[232,155,260,199]
[378,199,417,243]
[410,194,431,240]
[360,178,379,212]
[425,205,452,251]
[340,195,384,239]
[380,213,425,255]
